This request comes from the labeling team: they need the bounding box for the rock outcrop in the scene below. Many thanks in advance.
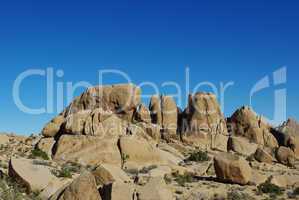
[276,118,299,159]
[149,95,178,140]
[54,171,101,200]
[228,106,278,148]
[181,93,228,149]
[276,146,295,167]
[228,136,258,156]
[8,157,70,198]
[214,153,252,185]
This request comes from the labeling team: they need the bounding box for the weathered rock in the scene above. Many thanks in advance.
[158,143,184,160]
[211,134,229,152]
[214,153,252,185]
[54,135,122,167]
[137,177,173,200]
[119,135,163,169]
[8,157,60,192]
[157,148,183,166]
[134,104,151,123]
[249,170,268,186]
[269,174,299,188]
[56,171,102,200]
[37,137,56,159]
[161,96,178,138]
[276,118,299,159]
[63,84,141,121]
[276,146,295,167]
[93,164,130,185]
[127,123,160,144]
[42,115,65,137]
[107,181,135,200]
[228,137,258,156]
[64,110,91,135]
[182,93,228,149]
[138,123,161,142]
[93,164,134,200]
[228,106,278,148]
[149,95,162,125]
[148,166,172,177]
[40,179,72,200]
[0,134,9,145]
[254,147,273,164]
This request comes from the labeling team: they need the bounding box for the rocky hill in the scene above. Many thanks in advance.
[1,83,299,200]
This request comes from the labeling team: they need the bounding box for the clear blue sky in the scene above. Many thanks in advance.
[0,0,298,134]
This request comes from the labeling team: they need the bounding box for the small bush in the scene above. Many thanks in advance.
[164,174,172,184]
[258,182,284,196]
[51,167,72,178]
[29,149,49,160]
[294,187,299,195]
[0,175,41,200]
[32,160,51,166]
[186,150,210,162]
[173,172,194,187]
[139,165,157,174]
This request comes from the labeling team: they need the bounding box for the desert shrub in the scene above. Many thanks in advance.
[32,160,51,166]
[0,175,41,200]
[186,150,210,162]
[288,187,299,198]
[29,149,49,160]
[246,154,255,162]
[139,165,157,174]
[258,182,284,196]
[293,187,299,195]
[173,172,194,187]
[164,174,172,184]
[51,167,72,178]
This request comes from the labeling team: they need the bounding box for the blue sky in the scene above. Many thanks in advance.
[0,0,298,134]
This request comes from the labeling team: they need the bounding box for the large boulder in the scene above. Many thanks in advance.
[36,137,56,159]
[42,84,141,138]
[55,171,102,200]
[275,146,295,167]
[53,114,127,166]
[181,93,228,149]
[53,135,122,167]
[211,134,229,152]
[228,106,278,148]
[8,157,63,193]
[276,118,299,159]
[137,177,173,200]
[214,153,252,185]
[134,104,151,123]
[149,95,162,125]
[92,164,135,200]
[93,164,130,185]
[161,96,178,138]
[118,135,163,169]
[127,123,160,143]
[228,136,258,156]
[63,84,141,121]
[64,110,92,135]
[42,115,65,137]
[149,95,178,139]
[254,147,273,164]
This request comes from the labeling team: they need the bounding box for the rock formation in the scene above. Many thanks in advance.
[1,83,299,200]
